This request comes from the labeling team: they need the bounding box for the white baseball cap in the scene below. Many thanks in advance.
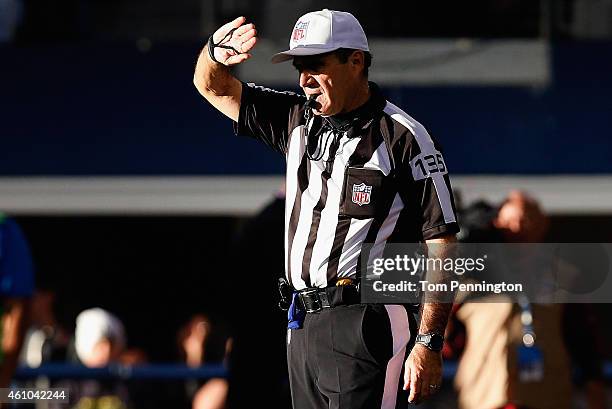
[75,308,126,363]
[271,9,369,64]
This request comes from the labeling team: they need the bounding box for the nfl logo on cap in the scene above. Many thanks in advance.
[271,9,369,64]
[292,21,310,41]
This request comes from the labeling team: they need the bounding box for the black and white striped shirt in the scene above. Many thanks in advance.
[235,82,459,290]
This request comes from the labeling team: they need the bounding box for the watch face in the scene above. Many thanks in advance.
[418,333,444,351]
[430,334,444,351]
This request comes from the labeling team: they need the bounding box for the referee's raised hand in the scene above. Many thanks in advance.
[209,16,258,66]
[194,16,258,122]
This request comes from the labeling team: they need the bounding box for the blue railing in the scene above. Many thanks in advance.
[14,363,228,380]
[13,361,612,381]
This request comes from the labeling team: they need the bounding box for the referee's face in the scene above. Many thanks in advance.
[293,51,365,116]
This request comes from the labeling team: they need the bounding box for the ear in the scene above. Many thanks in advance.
[351,51,363,66]
[350,51,365,76]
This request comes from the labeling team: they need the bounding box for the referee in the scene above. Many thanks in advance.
[194,9,459,409]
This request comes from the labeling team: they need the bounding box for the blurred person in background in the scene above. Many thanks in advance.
[176,313,231,409]
[74,308,126,369]
[17,288,72,408]
[448,191,606,409]
[0,213,35,391]
[225,185,291,409]
[20,289,71,367]
[51,308,131,409]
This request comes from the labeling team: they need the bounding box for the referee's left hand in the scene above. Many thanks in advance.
[403,343,443,404]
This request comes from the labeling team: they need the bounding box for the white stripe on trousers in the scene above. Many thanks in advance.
[382,305,410,409]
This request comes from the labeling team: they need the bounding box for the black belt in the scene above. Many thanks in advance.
[297,284,360,313]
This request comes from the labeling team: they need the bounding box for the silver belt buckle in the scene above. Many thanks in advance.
[300,289,322,313]
[318,290,330,309]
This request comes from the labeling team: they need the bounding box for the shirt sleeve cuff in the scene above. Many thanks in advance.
[422,222,460,241]
[233,82,250,136]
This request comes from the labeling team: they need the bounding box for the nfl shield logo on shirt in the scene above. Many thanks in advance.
[352,183,372,206]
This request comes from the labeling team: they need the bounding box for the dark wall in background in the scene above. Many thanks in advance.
[17,215,243,362]
[14,214,612,362]
[11,0,546,43]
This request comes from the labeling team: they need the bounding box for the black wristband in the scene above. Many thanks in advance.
[415,333,444,352]
[207,35,221,64]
